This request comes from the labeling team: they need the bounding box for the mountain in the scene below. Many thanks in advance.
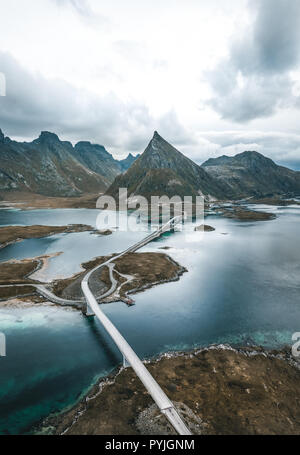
[106,131,227,201]
[2,127,299,202]
[70,141,121,182]
[118,153,140,172]
[0,129,123,197]
[202,151,300,199]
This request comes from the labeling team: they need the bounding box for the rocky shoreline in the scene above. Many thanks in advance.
[36,344,300,436]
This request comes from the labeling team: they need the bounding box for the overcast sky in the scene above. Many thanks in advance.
[0,0,300,167]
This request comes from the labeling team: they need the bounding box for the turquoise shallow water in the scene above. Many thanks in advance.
[0,206,299,434]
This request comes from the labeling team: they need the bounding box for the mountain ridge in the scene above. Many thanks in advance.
[0,129,138,197]
[1,128,300,201]
[202,150,300,199]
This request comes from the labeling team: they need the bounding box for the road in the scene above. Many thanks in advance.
[3,215,192,435]
[82,215,192,435]
[19,216,183,308]
[0,283,82,308]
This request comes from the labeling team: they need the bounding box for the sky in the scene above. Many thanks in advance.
[0,0,300,167]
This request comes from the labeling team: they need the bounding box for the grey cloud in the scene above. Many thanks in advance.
[233,0,300,75]
[251,0,300,73]
[207,0,300,122]
[209,72,293,122]
[0,52,192,157]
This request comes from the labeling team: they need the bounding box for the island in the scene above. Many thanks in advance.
[219,207,276,221]
[53,252,187,306]
[0,224,110,250]
[194,224,216,232]
[0,252,187,307]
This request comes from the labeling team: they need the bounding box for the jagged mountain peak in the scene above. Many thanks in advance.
[0,128,4,143]
[137,132,191,169]
[118,152,140,172]
[0,128,124,197]
[150,130,174,147]
[73,140,115,163]
[75,141,106,151]
[35,131,61,144]
[106,132,227,200]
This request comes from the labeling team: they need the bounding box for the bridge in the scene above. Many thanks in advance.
[11,215,192,435]
[82,215,192,435]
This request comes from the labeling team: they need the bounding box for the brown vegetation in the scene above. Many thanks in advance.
[0,224,95,248]
[53,252,186,304]
[0,191,100,210]
[45,346,300,436]
[0,257,44,300]
[0,258,40,283]
[221,207,276,221]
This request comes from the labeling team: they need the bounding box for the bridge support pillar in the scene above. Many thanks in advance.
[83,300,95,317]
[123,356,130,369]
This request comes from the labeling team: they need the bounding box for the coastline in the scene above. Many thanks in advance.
[0,192,100,211]
[36,343,300,436]
[0,251,187,308]
[0,199,299,435]
[0,224,105,250]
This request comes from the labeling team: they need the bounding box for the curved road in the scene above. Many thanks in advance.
[4,216,192,435]
[82,216,192,436]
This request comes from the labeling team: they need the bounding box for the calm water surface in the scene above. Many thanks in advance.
[0,206,299,434]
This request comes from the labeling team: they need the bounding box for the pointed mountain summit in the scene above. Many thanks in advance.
[202,151,300,198]
[106,132,226,200]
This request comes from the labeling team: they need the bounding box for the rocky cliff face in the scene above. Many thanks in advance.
[202,151,300,198]
[71,141,121,182]
[0,129,137,198]
[106,131,227,201]
[0,130,112,196]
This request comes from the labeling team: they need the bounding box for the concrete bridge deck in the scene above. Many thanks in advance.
[4,216,192,434]
[82,216,192,435]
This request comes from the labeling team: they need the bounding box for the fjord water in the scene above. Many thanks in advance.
[0,206,299,434]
